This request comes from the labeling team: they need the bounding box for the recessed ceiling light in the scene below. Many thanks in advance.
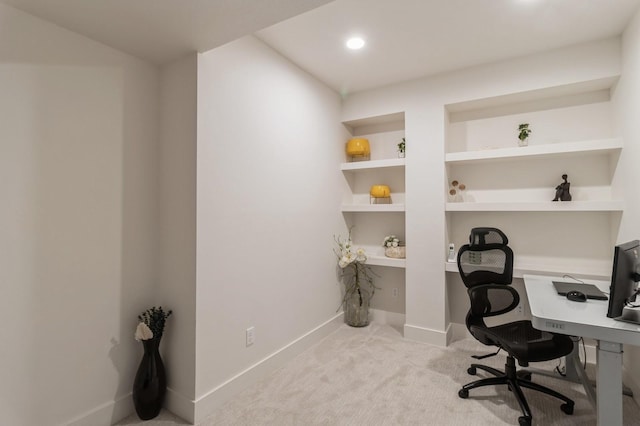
[346,37,365,50]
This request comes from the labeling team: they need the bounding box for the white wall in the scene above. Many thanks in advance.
[158,55,198,417]
[195,35,347,421]
[2,3,635,423]
[0,4,160,425]
[613,5,640,402]
[342,38,622,345]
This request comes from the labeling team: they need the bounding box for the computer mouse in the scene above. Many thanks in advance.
[566,290,587,302]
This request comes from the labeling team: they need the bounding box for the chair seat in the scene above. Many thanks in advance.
[471,320,574,364]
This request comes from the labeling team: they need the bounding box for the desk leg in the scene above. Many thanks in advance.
[596,341,623,426]
[564,342,581,382]
[566,344,597,409]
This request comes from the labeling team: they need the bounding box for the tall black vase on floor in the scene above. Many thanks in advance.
[133,337,166,420]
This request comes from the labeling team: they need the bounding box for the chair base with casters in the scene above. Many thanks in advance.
[458,355,574,426]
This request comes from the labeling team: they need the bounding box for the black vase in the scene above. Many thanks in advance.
[132,337,166,420]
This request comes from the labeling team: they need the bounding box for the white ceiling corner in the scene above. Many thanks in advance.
[2,0,640,95]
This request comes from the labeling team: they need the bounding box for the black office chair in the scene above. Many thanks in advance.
[457,228,575,426]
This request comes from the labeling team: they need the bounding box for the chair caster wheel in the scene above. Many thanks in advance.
[467,367,477,375]
[561,403,574,415]
[458,389,469,399]
[518,416,532,426]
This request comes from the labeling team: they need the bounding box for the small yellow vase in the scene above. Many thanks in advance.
[370,185,391,198]
[346,138,370,158]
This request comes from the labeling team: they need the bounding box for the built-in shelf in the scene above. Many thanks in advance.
[367,255,406,268]
[341,111,406,280]
[445,261,611,280]
[445,138,623,165]
[342,111,405,129]
[444,82,622,326]
[445,200,624,212]
[341,158,405,171]
[353,244,406,268]
[341,204,405,212]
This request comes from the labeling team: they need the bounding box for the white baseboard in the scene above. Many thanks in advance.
[63,316,610,426]
[192,313,343,424]
[165,386,196,424]
[65,386,193,426]
[369,308,405,328]
[449,322,469,343]
[66,314,343,425]
[65,392,133,426]
[403,322,449,346]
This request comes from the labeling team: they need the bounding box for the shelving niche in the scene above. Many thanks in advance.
[341,112,406,269]
[444,79,623,279]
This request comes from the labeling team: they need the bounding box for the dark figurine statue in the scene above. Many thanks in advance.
[552,174,572,201]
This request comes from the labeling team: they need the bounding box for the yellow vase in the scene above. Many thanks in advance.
[346,138,370,158]
[370,185,391,198]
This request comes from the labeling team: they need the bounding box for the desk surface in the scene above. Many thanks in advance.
[523,274,640,346]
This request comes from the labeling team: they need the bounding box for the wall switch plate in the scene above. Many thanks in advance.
[392,288,399,298]
[246,326,255,346]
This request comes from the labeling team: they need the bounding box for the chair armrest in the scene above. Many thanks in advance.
[468,284,520,318]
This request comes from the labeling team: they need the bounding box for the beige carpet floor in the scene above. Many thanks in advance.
[117,323,640,425]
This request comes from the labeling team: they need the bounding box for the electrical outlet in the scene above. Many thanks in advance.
[515,304,524,316]
[392,288,399,298]
[246,326,255,346]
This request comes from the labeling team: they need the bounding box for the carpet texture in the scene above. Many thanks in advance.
[117,323,640,425]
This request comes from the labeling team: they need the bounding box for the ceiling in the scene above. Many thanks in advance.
[3,0,640,95]
[0,0,333,64]
[257,0,640,94]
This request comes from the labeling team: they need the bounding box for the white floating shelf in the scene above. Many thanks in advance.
[445,200,624,212]
[445,138,623,164]
[340,158,405,171]
[341,204,405,212]
[445,261,611,280]
[367,255,406,268]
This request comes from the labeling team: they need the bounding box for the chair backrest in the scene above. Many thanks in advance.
[457,228,515,343]
[457,227,513,289]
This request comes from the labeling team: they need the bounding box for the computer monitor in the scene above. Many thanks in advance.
[607,240,640,318]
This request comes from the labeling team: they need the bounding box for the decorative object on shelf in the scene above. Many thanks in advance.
[552,174,572,201]
[346,138,370,161]
[397,137,405,158]
[334,230,377,327]
[370,184,391,204]
[448,180,466,202]
[133,306,172,420]
[383,235,406,258]
[447,243,456,262]
[518,123,531,147]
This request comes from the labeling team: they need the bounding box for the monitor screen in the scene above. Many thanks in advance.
[607,240,640,318]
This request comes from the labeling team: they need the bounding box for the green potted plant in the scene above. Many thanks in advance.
[518,123,531,147]
[397,137,405,158]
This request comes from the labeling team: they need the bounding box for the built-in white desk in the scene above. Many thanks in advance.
[523,274,640,426]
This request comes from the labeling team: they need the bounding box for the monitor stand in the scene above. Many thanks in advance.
[615,306,640,325]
